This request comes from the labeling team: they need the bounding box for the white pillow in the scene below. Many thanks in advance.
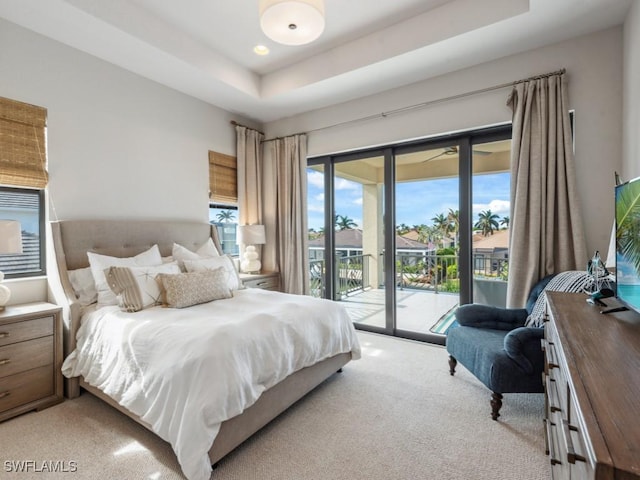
[68,267,98,306]
[183,255,243,291]
[105,262,181,312]
[172,238,220,270]
[88,245,163,306]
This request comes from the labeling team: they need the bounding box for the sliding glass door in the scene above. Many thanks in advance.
[394,144,462,339]
[307,126,512,344]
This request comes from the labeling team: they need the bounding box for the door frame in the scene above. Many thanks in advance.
[308,123,512,344]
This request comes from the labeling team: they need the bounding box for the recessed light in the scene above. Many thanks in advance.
[254,45,270,55]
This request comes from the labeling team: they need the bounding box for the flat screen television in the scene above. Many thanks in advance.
[615,175,640,314]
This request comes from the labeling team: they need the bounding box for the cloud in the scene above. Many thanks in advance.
[472,199,510,217]
[307,171,324,189]
[353,198,363,205]
[335,178,360,191]
[307,204,325,213]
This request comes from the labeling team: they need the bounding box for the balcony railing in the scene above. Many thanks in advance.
[396,252,459,293]
[310,254,371,299]
[309,251,508,298]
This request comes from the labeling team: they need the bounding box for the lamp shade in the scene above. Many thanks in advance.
[239,224,266,245]
[259,0,325,46]
[0,220,23,255]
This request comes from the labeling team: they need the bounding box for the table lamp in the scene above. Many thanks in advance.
[239,224,266,274]
[0,220,23,310]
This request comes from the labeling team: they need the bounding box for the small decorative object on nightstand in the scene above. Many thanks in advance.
[239,224,266,274]
[240,271,281,292]
[0,302,63,422]
[0,220,23,311]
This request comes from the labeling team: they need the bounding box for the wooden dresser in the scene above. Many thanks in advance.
[0,302,63,422]
[544,291,640,480]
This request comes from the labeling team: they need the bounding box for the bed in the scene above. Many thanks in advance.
[50,219,360,480]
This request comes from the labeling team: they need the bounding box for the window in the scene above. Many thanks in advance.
[0,96,48,278]
[208,150,239,255]
[0,187,45,277]
[209,203,239,255]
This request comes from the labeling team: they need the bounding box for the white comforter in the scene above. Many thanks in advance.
[62,288,361,480]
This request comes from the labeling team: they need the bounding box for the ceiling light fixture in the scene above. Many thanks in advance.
[254,45,270,55]
[259,0,325,46]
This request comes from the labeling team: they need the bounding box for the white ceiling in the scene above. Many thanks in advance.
[0,0,632,123]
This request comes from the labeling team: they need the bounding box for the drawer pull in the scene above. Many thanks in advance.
[0,332,8,339]
[562,419,586,464]
[0,391,10,399]
[0,358,10,366]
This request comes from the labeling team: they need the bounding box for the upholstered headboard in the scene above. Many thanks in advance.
[50,219,223,397]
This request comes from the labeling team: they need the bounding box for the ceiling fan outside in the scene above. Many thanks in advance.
[421,145,491,163]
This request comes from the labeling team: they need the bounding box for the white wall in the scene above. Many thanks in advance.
[624,1,640,181]
[266,27,624,262]
[0,18,256,303]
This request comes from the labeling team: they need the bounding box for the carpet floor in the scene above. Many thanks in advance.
[0,332,551,479]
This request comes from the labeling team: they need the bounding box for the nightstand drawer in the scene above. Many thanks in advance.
[244,276,279,290]
[0,316,54,347]
[0,365,54,414]
[0,336,53,379]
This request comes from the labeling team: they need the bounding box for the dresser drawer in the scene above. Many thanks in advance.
[0,316,54,347]
[0,336,53,379]
[563,392,595,479]
[0,365,54,414]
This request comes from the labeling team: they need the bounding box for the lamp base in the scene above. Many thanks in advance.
[0,283,11,311]
[241,245,262,274]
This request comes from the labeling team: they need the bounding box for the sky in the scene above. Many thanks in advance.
[306,169,511,232]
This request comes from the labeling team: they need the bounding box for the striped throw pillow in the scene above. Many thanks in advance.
[105,262,181,312]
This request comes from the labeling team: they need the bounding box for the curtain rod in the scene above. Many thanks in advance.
[229,120,265,136]
[233,68,566,142]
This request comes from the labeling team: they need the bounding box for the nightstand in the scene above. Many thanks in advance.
[0,302,63,422]
[239,271,281,291]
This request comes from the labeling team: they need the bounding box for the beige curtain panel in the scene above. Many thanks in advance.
[235,125,309,294]
[0,96,48,189]
[506,73,587,308]
[236,125,264,228]
[268,134,310,295]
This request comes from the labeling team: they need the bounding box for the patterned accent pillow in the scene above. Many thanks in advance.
[158,267,232,309]
[105,262,181,312]
[525,271,595,327]
[183,255,243,291]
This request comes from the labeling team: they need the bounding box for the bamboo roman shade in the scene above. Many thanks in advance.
[209,150,237,204]
[0,96,48,189]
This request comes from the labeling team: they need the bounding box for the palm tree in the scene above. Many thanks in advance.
[335,214,357,230]
[417,224,436,244]
[216,210,236,223]
[616,181,640,273]
[431,213,451,247]
[447,208,460,248]
[500,216,510,229]
[396,223,410,235]
[474,210,500,236]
